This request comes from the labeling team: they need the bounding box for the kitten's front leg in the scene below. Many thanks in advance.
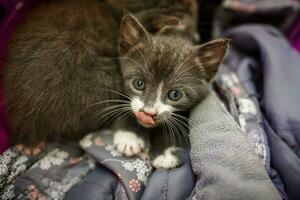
[113,117,148,157]
[152,147,184,169]
[150,128,185,169]
[113,130,145,156]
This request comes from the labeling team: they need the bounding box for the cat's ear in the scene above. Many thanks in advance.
[196,38,230,82]
[119,12,151,55]
[153,15,181,33]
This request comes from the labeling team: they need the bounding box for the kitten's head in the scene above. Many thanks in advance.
[118,13,229,128]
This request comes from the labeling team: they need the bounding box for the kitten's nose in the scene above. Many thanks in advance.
[141,108,157,116]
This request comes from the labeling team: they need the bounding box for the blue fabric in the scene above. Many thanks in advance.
[141,150,195,200]
[65,166,118,200]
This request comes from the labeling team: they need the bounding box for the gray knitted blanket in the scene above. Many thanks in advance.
[190,91,280,200]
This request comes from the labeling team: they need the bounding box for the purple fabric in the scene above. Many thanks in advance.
[223,24,300,200]
[288,16,300,52]
[0,0,34,153]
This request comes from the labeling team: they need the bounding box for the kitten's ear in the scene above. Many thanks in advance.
[196,38,230,82]
[153,15,182,33]
[119,12,151,55]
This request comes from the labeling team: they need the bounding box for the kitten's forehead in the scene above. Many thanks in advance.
[146,37,194,80]
[152,37,192,66]
[122,36,203,84]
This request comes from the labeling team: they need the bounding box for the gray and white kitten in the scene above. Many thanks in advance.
[3,0,228,169]
[113,14,229,169]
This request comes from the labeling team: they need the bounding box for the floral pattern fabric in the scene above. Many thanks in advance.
[0,143,95,199]
[0,130,152,200]
[79,130,152,199]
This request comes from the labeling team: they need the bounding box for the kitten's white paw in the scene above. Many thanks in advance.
[113,130,144,157]
[152,147,180,169]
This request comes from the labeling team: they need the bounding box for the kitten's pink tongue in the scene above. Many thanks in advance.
[135,112,155,125]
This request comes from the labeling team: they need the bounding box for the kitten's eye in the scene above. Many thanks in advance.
[133,79,146,90]
[168,90,182,101]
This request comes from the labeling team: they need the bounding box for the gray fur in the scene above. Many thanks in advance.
[3,0,227,150]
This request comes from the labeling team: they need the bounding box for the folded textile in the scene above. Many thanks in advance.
[0,143,95,199]
[1,93,280,200]
[215,24,300,200]
[288,13,300,52]
[213,0,300,36]
[0,130,195,200]
[189,91,280,200]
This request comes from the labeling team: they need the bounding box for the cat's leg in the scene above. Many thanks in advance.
[113,130,146,156]
[10,129,46,156]
[149,129,185,169]
[152,147,184,169]
[113,117,148,157]
[15,142,46,156]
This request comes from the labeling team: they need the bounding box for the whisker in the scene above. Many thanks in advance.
[167,118,177,144]
[91,104,131,117]
[162,122,167,146]
[88,100,130,108]
[171,113,202,130]
[170,117,185,143]
[170,116,190,146]
[99,108,132,127]
[114,109,133,125]
[100,107,131,120]
[165,120,175,145]
[170,120,182,145]
[95,88,131,100]
[93,105,130,120]
[170,118,182,145]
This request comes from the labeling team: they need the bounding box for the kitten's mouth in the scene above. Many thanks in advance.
[135,112,156,128]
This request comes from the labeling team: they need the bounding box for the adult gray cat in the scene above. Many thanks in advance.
[3,0,229,169]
